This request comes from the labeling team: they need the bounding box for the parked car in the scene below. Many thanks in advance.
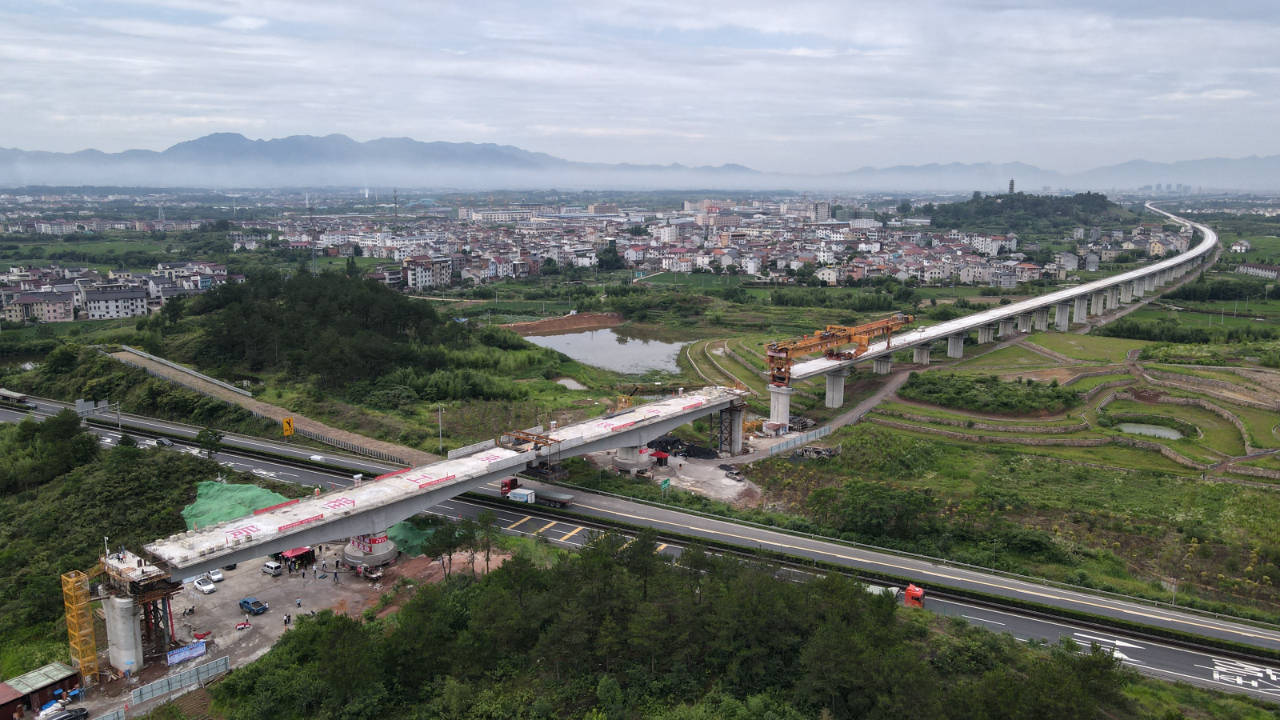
[262,560,282,576]
[222,563,237,570]
[193,576,216,594]
[239,597,269,615]
[207,568,224,582]
[42,709,88,720]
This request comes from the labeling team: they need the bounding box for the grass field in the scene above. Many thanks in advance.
[1028,333,1148,363]
[952,344,1059,370]
[643,272,746,287]
[1129,305,1276,332]
[1104,398,1247,457]
[1062,372,1133,392]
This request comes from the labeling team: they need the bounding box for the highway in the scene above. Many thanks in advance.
[4,404,1280,702]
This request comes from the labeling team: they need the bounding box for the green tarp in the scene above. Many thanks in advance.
[182,481,290,530]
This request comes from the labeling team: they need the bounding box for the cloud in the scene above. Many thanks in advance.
[217,15,268,31]
[0,1,1278,173]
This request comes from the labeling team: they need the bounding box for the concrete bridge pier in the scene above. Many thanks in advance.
[912,346,931,365]
[1120,283,1133,304]
[768,385,794,432]
[722,404,746,455]
[1073,296,1088,324]
[977,325,995,344]
[823,368,850,408]
[873,358,893,375]
[998,318,1017,337]
[1055,302,1071,331]
[1131,279,1144,299]
[1016,314,1032,333]
[1089,291,1104,316]
[1032,308,1049,331]
[614,445,653,471]
[947,333,965,359]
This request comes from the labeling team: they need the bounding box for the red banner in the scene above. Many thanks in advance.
[277,514,324,533]
[253,499,300,515]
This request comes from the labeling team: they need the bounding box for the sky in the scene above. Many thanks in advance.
[2,0,1279,174]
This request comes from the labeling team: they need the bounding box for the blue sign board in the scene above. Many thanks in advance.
[166,641,207,666]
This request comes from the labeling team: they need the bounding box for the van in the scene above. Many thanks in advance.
[262,560,282,576]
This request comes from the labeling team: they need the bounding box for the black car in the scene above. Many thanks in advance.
[44,709,89,720]
[156,437,175,447]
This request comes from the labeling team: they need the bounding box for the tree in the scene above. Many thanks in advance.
[596,239,624,271]
[897,200,912,215]
[477,509,497,574]
[196,426,223,458]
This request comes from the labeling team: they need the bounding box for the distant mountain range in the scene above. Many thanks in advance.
[2,132,1280,191]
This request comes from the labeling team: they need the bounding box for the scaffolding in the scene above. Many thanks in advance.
[61,569,98,686]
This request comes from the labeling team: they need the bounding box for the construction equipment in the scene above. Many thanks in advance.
[61,567,99,686]
[615,385,641,411]
[765,313,914,386]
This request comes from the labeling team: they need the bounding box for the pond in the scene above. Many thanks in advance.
[525,328,688,374]
[1116,422,1184,440]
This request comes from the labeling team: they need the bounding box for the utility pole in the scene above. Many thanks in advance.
[438,404,444,454]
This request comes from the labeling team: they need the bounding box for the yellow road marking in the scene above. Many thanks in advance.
[620,539,635,550]
[561,527,584,542]
[535,520,558,534]
[574,502,1278,644]
[506,516,532,531]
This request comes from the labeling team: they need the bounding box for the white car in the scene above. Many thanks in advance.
[309,455,326,462]
[207,568,225,582]
[193,576,217,594]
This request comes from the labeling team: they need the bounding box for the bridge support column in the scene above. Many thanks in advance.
[1016,314,1031,333]
[723,404,746,455]
[1073,296,1088,323]
[343,531,398,567]
[1131,279,1144,299]
[768,385,794,432]
[1089,292,1104,316]
[977,325,995,344]
[1032,308,1049,332]
[998,318,1017,337]
[946,333,965,359]
[873,358,892,375]
[912,346,931,365]
[1120,283,1133,304]
[823,368,850,409]
[1055,302,1071,331]
[613,445,652,472]
[1107,286,1120,309]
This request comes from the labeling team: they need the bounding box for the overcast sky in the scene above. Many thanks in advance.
[3,0,1278,173]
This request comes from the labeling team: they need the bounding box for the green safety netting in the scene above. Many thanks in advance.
[386,520,434,557]
[182,481,291,530]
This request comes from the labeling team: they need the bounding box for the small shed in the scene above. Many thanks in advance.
[3,662,78,716]
[0,682,23,720]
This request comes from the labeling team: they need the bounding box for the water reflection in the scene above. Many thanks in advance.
[526,328,687,374]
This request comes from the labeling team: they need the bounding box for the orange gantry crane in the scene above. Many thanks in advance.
[766,312,914,386]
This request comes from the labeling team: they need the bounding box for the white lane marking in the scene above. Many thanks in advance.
[1074,632,1144,650]
[962,615,1005,626]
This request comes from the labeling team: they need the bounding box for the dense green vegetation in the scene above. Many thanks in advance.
[928,192,1136,236]
[211,533,1140,720]
[1095,316,1278,345]
[898,372,1081,414]
[0,412,305,677]
[185,270,564,403]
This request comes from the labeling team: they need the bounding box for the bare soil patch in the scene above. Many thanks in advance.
[503,312,622,336]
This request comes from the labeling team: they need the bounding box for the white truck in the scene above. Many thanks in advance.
[507,487,575,509]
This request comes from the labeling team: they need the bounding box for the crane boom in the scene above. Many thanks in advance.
[766,313,914,386]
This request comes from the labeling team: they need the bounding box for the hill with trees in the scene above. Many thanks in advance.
[182,269,566,404]
[927,192,1136,236]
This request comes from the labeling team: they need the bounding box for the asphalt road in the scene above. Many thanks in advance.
[5,403,1280,703]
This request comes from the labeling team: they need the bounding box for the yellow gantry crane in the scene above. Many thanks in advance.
[765,313,914,386]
